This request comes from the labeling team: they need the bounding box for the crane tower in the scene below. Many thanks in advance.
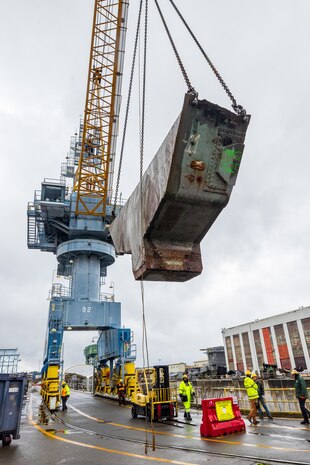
[27,0,134,410]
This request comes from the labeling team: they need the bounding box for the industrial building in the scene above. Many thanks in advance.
[199,346,226,369]
[222,306,310,373]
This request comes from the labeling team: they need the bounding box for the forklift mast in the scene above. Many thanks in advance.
[153,365,170,389]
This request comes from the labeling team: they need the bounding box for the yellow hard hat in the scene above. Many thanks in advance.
[251,373,258,379]
[62,381,66,385]
[182,374,188,379]
[245,370,251,375]
[291,369,299,375]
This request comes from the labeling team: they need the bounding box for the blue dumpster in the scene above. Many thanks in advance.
[0,374,27,446]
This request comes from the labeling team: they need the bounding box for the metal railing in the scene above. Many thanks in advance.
[182,382,310,415]
[100,292,115,302]
[49,284,71,300]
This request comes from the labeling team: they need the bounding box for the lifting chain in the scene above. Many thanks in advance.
[139,0,156,454]
[140,0,148,182]
[167,0,246,116]
[153,0,198,99]
[114,0,246,214]
[113,0,144,214]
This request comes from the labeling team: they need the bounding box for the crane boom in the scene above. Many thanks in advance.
[74,0,129,216]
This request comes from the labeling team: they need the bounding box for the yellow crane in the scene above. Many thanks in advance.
[74,0,129,216]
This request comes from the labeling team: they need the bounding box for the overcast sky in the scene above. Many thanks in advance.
[1,0,310,373]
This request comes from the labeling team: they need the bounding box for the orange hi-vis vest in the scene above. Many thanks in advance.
[61,384,70,397]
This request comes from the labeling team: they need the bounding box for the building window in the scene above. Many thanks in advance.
[233,334,244,372]
[225,336,234,371]
[262,327,276,365]
[301,317,310,358]
[287,320,306,369]
[253,330,264,369]
[242,332,253,371]
[274,324,291,369]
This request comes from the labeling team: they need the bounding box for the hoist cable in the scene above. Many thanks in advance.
[140,0,148,181]
[113,0,144,214]
[138,0,156,454]
[139,0,148,375]
[167,0,246,116]
[153,0,197,98]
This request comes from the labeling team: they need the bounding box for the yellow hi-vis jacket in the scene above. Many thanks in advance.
[61,384,70,397]
[244,376,259,400]
[117,382,125,392]
[179,380,194,410]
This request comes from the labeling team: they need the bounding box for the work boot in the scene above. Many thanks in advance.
[246,415,252,424]
[184,411,187,418]
[253,420,260,425]
[187,412,192,421]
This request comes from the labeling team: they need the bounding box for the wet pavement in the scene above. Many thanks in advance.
[0,389,309,465]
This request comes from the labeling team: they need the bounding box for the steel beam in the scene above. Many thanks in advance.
[109,93,250,281]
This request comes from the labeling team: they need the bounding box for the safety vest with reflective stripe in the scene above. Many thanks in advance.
[244,376,259,400]
[61,384,70,397]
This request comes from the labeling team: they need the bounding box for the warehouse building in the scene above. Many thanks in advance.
[222,306,310,373]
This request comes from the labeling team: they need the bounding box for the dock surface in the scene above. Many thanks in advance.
[1,389,309,465]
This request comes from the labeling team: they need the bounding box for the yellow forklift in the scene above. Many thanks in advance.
[131,365,178,421]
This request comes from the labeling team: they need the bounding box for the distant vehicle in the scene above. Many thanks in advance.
[187,368,200,379]
[169,372,183,381]
[262,364,277,379]
[197,366,227,378]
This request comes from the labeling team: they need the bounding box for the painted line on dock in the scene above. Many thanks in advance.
[28,395,310,459]
[69,404,310,453]
[31,421,200,465]
[28,395,198,465]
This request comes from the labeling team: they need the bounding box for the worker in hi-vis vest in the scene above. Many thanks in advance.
[116,379,126,406]
[244,370,259,425]
[61,381,70,412]
[178,374,195,421]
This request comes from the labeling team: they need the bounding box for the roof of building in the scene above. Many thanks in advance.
[221,306,310,333]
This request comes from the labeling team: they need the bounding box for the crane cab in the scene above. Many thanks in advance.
[131,365,178,421]
[40,181,67,220]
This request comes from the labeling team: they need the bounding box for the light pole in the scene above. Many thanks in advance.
[91,337,98,393]
[52,269,57,284]
[109,281,115,301]
[61,343,64,382]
